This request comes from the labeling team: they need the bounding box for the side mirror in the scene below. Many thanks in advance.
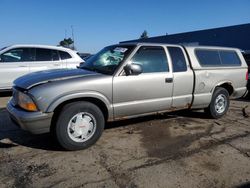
[124,64,143,76]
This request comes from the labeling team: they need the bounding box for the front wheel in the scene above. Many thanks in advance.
[55,101,105,150]
[204,87,230,119]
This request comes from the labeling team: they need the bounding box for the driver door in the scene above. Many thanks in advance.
[113,46,173,118]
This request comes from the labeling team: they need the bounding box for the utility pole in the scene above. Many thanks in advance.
[71,25,75,49]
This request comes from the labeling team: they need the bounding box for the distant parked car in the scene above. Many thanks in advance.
[79,54,95,67]
[0,44,83,90]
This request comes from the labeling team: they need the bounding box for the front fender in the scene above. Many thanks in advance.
[46,91,113,118]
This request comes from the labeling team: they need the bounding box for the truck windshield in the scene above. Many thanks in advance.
[79,45,135,75]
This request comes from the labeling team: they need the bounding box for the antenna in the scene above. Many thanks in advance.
[65,29,67,39]
[71,25,75,49]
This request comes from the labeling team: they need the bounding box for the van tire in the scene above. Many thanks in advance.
[204,87,230,119]
[55,101,104,150]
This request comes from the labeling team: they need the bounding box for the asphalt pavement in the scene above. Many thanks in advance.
[0,95,250,188]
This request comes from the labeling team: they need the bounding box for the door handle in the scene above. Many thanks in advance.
[165,78,173,83]
[18,65,28,67]
[54,63,60,66]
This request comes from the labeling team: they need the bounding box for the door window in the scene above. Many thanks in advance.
[131,46,169,73]
[0,48,35,62]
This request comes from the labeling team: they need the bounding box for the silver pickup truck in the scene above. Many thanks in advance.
[7,43,248,150]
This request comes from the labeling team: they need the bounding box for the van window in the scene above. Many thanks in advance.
[36,48,53,61]
[59,51,72,60]
[196,49,241,66]
[131,46,169,73]
[52,50,59,61]
[168,47,187,72]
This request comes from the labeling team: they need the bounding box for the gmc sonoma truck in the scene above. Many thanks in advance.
[7,43,248,150]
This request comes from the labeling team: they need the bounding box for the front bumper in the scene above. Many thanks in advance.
[7,101,53,134]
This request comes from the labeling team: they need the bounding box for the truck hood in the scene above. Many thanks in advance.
[14,68,98,89]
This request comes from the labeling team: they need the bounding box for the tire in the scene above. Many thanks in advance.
[204,87,230,119]
[55,101,105,150]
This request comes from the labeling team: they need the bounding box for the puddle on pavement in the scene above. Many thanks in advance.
[137,118,214,159]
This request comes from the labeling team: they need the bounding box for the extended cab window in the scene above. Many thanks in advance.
[0,48,35,62]
[196,49,241,66]
[131,46,169,73]
[168,47,187,72]
[59,51,72,60]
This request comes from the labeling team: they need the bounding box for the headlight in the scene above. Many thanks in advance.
[18,92,38,112]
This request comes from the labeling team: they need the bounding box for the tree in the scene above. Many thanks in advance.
[59,38,74,49]
[140,30,149,39]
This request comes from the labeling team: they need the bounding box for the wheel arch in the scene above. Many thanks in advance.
[212,81,234,96]
[48,93,112,132]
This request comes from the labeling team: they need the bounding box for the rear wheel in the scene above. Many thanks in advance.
[55,101,104,150]
[204,87,230,119]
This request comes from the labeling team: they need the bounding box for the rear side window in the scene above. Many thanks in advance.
[196,49,241,66]
[168,47,187,72]
[36,48,53,61]
[131,46,169,73]
[196,50,221,66]
[59,51,72,60]
[220,51,241,66]
[51,50,59,61]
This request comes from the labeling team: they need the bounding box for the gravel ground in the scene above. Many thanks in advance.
[0,94,250,188]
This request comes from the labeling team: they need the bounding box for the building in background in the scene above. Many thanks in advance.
[121,23,250,65]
